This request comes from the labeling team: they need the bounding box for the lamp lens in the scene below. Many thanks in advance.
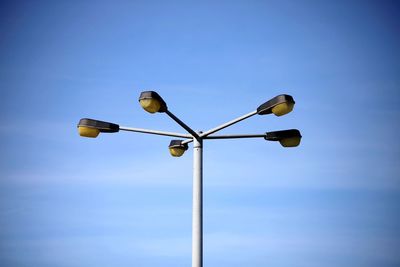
[78,126,100,138]
[279,137,301,147]
[272,102,294,116]
[169,147,186,157]
[139,99,161,113]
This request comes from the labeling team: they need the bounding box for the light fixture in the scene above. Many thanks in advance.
[77,118,119,138]
[168,140,189,157]
[257,94,295,116]
[79,90,302,267]
[265,129,302,147]
[139,91,168,113]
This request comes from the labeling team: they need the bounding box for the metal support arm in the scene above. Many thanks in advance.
[182,110,258,144]
[119,126,193,139]
[166,110,200,139]
[200,110,258,137]
[204,133,266,139]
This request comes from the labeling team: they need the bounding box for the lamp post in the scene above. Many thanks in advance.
[77,91,302,267]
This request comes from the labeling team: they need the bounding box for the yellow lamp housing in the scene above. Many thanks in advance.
[139,91,168,113]
[265,129,302,147]
[78,126,100,138]
[257,94,295,116]
[77,118,119,138]
[279,136,302,147]
[168,140,189,157]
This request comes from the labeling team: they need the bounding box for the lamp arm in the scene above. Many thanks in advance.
[119,126,193,139]
[200,110,257,137]
[181,110,258,145]
[204,133,267,140]
[165,110,200,139]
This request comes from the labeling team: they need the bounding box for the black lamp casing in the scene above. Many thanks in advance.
[169,140,189,150]
[78,118,119,133]
[265,129,301,141]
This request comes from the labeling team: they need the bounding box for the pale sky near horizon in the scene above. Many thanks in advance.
[0,1,399,266]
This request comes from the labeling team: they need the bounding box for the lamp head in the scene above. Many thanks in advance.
[139,91,168,113]
[168,140,188,157]
[265,129,302,147]
[77,118,119,138]
[257,94,295,116]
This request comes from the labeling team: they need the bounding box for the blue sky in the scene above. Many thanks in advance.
[0,1,399,266]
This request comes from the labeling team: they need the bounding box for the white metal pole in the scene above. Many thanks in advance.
[192,137,203,267]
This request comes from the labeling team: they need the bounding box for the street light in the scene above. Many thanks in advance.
[77,91,302,267]
[78,118,119,138]
[265,129,302,147]
[169,140,189,157]
[139,91,168,113]
[257,94,295,116]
